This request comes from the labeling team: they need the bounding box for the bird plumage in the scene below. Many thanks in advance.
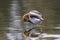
[22,10,44,24]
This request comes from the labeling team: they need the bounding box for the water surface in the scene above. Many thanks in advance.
[0,0,60,40]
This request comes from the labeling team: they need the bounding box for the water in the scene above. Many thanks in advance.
[6,0,24,40]
[0,0,60,40]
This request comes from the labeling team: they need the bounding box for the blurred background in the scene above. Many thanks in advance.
[0,0,60,40]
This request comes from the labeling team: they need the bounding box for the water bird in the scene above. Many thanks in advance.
[22,10,43,40]
[22,10,44,24]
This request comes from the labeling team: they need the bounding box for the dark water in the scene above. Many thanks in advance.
[0,0,60,40]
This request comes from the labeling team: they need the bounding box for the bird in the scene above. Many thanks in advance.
[22,10,44,24]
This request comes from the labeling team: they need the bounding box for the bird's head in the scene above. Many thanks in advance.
[22,13,29,21]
